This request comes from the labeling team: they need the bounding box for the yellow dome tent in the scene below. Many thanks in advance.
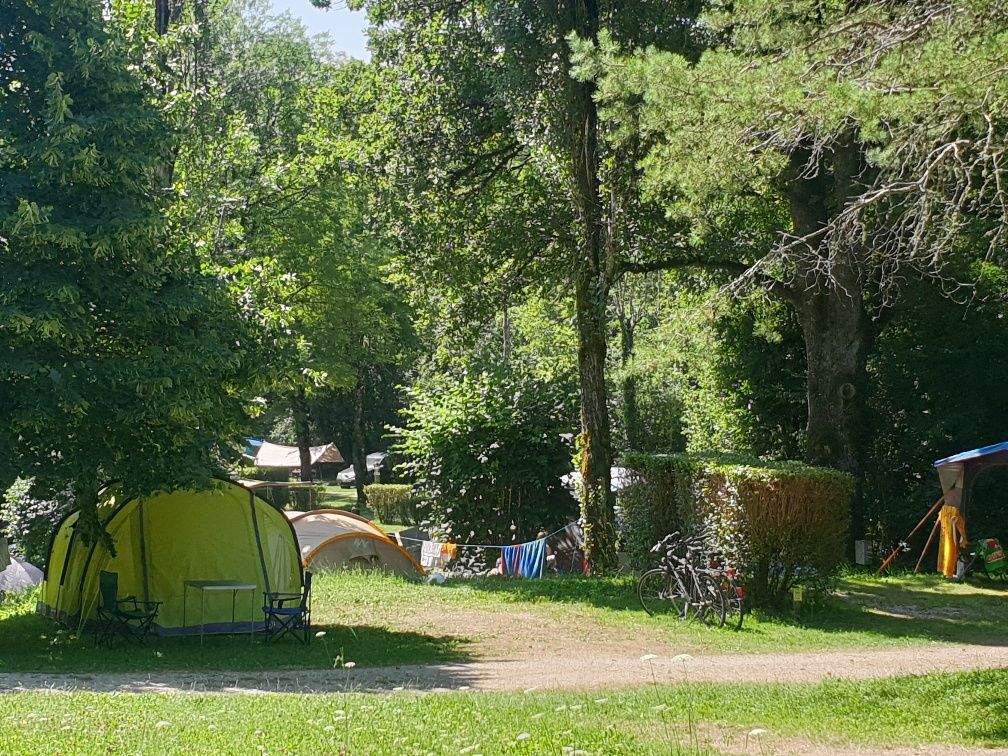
[40,480,303,634]
[285,509,423,579]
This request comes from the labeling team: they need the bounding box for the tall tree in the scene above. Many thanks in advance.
[587,1,1008,550]
[343,0,699,569]
[1,0,258,540]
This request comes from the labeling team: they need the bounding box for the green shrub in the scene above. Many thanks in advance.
[235,465,291,482]
[365,484,416,525]
[394,369,578,545]
[621,452,851,607]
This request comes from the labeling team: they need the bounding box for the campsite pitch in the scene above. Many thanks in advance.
[1,571,1007,675]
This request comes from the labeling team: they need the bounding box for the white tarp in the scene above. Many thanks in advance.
[253,441,344,468]
[0,558,42,595]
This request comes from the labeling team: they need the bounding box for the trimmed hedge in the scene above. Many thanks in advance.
[365,484,417,525]
[621,452,851,607]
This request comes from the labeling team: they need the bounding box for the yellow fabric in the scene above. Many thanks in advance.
[938,504,967,578]
[39,482,301,632]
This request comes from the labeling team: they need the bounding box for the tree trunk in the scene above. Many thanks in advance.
[565,0,617,572]
[796,277,869,551]
[619,313,639,451]
[352,370,368,509]
[786,143,869,553]
[292,388,313,483]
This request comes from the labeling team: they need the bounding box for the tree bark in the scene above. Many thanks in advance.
[352,370,368,509]
[785,143,869,552]
[565,0,617,572]
[292,388,313,483]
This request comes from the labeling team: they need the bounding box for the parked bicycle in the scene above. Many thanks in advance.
[637,531,746,629]
[637,531,725,626]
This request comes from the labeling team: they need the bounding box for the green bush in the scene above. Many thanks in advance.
[621,452,851,607]
[365,484,416,525]
[235,465,291,482]
[394,369,578,545]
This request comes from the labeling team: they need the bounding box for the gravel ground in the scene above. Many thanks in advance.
[1,642,1006,694]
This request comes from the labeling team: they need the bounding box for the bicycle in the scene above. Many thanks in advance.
[707,551,746,630]
[637,532,725,626]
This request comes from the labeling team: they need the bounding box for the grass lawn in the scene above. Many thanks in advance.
[1,570,1005,673]
[0,670,1005,754]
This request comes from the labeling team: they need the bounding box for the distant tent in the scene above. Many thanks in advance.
[0,558,42,595]
[39,480,302,634]
[286,509,423,579]
[247,441,344,468]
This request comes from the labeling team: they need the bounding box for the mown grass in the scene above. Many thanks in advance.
[0,670,1005,754]
[0,588,464,673]
[2,570,1005,672]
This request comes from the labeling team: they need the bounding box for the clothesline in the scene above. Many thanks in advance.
[394,523,572,550]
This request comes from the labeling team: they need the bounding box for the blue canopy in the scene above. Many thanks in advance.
[934,441,1008,468]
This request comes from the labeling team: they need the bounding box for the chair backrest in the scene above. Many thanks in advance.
[98,571,118,612]
[301,571,312,608]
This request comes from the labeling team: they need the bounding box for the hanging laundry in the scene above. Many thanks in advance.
[440,542,458,563]
[501,539,546,579]
[420,540,443,569]
[501,543,523,575]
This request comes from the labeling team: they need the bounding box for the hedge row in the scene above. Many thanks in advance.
[364,483,417,525]
[620,452,852,606]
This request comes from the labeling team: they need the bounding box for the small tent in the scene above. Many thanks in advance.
[39,480,302,634]
[286,509,423,579]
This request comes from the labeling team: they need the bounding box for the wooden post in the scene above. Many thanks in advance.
[877,496,945,575]
[914,517,941,573]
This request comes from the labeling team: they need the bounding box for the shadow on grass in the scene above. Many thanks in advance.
[0,609,468,673]
[448,572,1008,648]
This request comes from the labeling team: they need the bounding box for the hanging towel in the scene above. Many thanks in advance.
[420,540,444,569]
[440,542,458,563]
[518,538,546,578]
[501,543,523,576]
[500,540,546,578]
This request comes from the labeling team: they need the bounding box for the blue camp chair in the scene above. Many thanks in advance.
[263,571,312,643]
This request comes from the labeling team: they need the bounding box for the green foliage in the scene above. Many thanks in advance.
[235,466,290,483]
[364,484,416,526]
[395,368,578,545]
[622,452,851,606]
[1,0,258,538]
[1,479,73,568]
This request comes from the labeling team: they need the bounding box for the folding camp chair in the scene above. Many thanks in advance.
[263,571,312,643]
[96,570,161,644]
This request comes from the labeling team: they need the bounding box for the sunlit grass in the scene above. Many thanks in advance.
[0,670,1005,753]
[2,570,1005,673]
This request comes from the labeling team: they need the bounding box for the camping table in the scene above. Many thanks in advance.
[182,580,258,644]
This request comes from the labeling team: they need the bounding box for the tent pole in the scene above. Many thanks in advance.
[914,517,941,573]
[877,496,945,575]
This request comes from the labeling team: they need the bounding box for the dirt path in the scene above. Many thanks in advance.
[2,642,1006,695]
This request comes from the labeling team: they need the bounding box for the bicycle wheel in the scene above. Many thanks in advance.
[638,568,682,618]
[691,572,726,627]
[720,574,745,630]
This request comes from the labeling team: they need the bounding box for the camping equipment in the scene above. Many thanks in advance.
[263,570,313,643]
[286,509,423,578]
[971,537,1007,581]
[182,580,258,643]
[96,570,161,644]
[40,480,303,635]
[879,441,1008,578]
[0,557,43,596]
[245,440,344,468]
